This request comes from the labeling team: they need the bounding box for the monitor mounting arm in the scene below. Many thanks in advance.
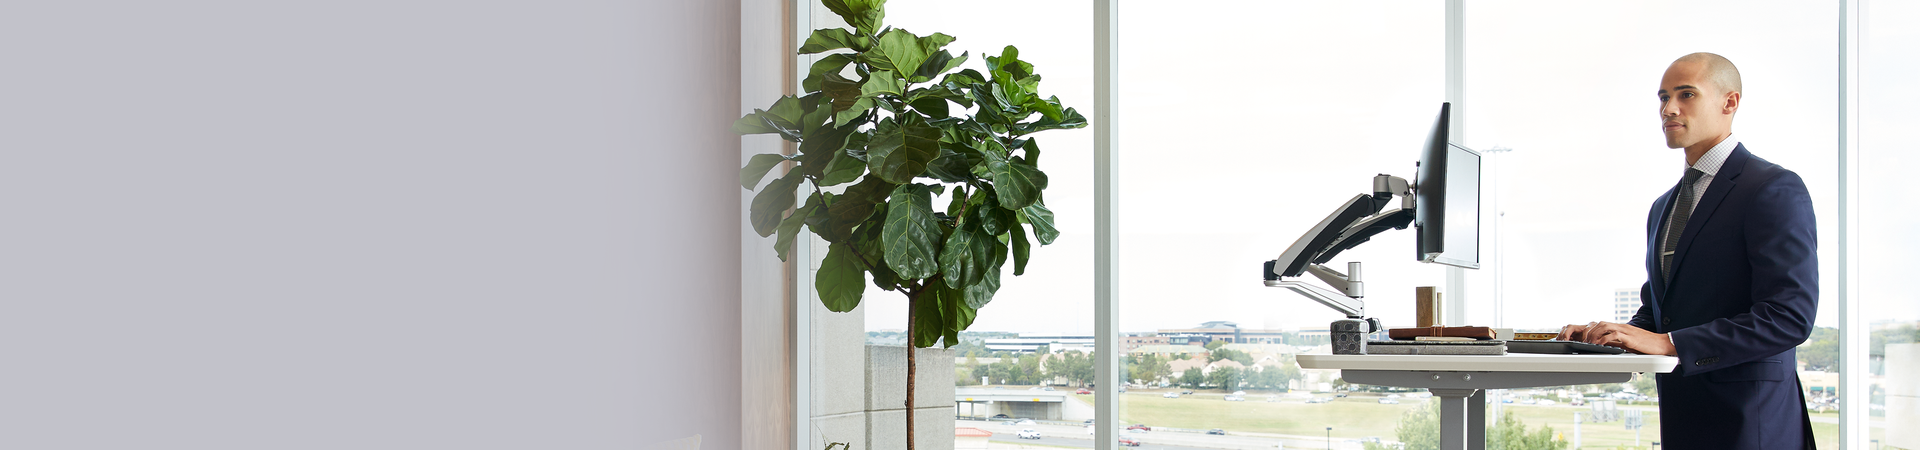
[1263,174,1414,330]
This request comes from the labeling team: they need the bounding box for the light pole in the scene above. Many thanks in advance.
[1483,145,1513,446]
[1326,427,1332,449]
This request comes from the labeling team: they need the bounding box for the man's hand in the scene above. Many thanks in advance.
[1557,321,1676,356]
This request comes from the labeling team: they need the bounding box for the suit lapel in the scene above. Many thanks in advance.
[1662,144,1750,303]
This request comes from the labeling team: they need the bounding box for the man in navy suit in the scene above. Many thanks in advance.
[1557,52,1818,449]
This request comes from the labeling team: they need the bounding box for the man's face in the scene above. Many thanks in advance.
[1658,61,1732,149]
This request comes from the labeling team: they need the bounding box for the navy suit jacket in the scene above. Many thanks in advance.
[1627,144,1818,449]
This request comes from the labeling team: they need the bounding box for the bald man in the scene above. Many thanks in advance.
[1557,53,1818,449]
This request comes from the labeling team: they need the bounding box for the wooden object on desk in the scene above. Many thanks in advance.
[1388,326,1498,340]
[1415,286,1441,327]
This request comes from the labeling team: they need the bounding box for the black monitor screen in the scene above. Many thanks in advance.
[1433,143,1479,268]
[1415,103,1481,269]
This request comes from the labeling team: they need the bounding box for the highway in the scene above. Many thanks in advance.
[971,420,1366,450]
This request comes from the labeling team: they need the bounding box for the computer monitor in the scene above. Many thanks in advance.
[1415,102,1481,269]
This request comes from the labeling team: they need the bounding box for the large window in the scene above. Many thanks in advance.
[779,2,1910,449]
[1863,2,1920,448]
[1468,1,1841,448]
[1117,2,1446,448]
[797,2,1099,449]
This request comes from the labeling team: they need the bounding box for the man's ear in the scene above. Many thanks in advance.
[1723,91,1742,116]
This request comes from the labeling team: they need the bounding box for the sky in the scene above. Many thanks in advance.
[825,0,1919,335]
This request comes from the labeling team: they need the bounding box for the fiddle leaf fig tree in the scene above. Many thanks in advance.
[735,0,1083,448]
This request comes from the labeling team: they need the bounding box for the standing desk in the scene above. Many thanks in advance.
[1298,353,1678,450]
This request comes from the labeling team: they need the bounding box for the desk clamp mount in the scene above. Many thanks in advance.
[1267,263,1382,355]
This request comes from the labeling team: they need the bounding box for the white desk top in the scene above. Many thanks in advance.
[1298,352,1678,374]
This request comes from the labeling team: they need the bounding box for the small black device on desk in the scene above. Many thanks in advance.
[1504,340,1627,355]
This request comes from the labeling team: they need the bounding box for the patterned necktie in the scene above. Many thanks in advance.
[1662,168,1708,281]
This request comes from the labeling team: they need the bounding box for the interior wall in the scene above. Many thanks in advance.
[0,1,743,449]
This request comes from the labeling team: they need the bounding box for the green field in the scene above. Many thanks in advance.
[1084,393,1669,448]
[1076,392,1859,449]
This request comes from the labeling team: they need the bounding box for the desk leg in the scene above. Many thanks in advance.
[1468,389,1486,449]
[1430,388,1480,450]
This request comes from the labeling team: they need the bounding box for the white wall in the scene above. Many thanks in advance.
[0,1,743,449]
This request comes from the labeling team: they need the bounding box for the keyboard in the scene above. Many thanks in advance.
[1505,340,1627,355]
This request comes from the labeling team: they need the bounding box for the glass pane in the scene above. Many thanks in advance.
[1864,2,1920,448]
[798,1,1099,449]
[1120,2,1446,448]
[1470,1,1837,448]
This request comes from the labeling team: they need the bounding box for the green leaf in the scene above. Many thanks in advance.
[820,0,886,35]
[818,149,866,186]
[740,153,788,190]
[824,175,894,242]
[922,147,975,183]
[985,45,1033,81]
[969,186,1010,236]
[772,194,817,262]
[749,169,805,237]
[1018,106,1088,135]
[766,95,807,129]
[908,95,948,118]
[911,286,947,348]
[798,28,866,54]
[1009,223,1031,276]
[1019,139,1042,167]
[964,257,1002,309]
[861,70,904,98]
[873,29,955,78]
[821,72,864,113]
[881,184,941,280]
[796,122,856,170]
[911,50,964,83]
[984,141,1047,210]
[834,98,873,127]
[817,241,867,312]
[1021,201,1059,245]
[731,112,779,135]
[803,54,857,92]
[865,113,943,184]
[940,226,992,289]
[852,208,900,291]
[942,282,977,347]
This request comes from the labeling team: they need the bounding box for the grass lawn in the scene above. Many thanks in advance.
[1079,393,1861,449]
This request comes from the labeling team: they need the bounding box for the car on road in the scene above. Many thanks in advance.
[1127,424,1151,431]
[1076,388,1092,394]
[1180,390,1194,395]
[1378,398,1400,404]
[1162,392,1180,398]
[1118,437,1142,447]
[1224,395,1245,401]
[1014,419,1035,425]
[1335,392,1349,398]
[1206,429,1227,435]
[1266,395,1279,402]
[991,414,1010,419]
[1017,429,1041,439]
[1042,386,1055,391]
[1306,397,1332,404]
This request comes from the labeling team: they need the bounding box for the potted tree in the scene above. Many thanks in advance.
[734,0,1084,448]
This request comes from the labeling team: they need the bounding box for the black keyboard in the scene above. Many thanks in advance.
[1505,340,1627,355]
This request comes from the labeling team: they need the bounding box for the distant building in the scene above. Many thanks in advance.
[1158,321,1291,344]
[1614,288,1639,323]
[984,334,1094,353]
[1123,333,1167,351]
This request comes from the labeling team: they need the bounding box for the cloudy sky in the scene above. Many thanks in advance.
[835,0,1917,335]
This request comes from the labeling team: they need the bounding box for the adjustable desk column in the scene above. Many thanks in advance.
[1299,353,1678,450]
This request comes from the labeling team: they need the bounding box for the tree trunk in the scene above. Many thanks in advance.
[905,297,917,450]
